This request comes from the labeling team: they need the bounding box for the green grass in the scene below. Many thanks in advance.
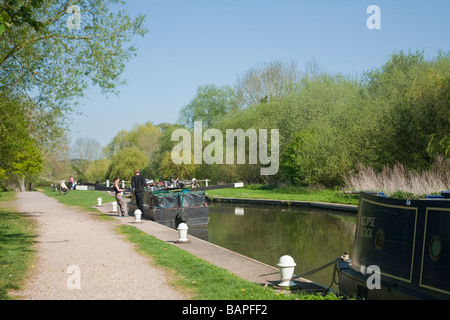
[0,192,36,300]
[206,185,360,206]
[42,187,115,213]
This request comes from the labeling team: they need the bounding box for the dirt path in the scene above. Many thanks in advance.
[8,192,186,300]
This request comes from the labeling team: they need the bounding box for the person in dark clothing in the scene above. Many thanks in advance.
[131,169,146,213]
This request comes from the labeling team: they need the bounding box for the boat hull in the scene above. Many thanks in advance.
[127,189,209,227]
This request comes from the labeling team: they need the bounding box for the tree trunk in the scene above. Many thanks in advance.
[18,175,26,192]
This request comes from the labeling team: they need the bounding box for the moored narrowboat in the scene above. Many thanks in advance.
[338,191,450,299]
[128,188,209,228]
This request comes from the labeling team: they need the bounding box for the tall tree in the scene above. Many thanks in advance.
[108,147,147,181]
[234,60,301,108]
[0,0,147,189]
[1,0,147,109]
[177,84,238,129]
[70,136,102,179]
[0,93,42,190]
[104,122,161,160]
[362,50,450,169]
[71,136,102,162]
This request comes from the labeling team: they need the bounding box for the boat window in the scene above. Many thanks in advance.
[375,228,385,250]
[429,236,442,262]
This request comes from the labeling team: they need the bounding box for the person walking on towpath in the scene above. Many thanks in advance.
[131,169,146,213]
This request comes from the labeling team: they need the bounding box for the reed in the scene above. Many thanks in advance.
[344,156,450,197]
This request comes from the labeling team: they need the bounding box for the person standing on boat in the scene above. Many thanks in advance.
[113,177,127,217]
[131,169,146,213]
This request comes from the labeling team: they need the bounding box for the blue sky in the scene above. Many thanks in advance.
[70,0,450,147]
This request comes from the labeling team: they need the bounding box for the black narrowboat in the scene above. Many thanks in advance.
[338,191,450,299]
[127,188,209,227]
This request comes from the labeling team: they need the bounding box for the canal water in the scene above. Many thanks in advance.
[188,202,357,292]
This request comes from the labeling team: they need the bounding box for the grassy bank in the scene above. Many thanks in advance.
[206,185,360,206]
[41,187,116,212]
[0,192,36,300]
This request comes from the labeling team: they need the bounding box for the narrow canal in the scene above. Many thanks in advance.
[188,203,357,292]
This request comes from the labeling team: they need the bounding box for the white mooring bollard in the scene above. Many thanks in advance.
[112,201,118,212]
[277,255,297,287]
[176,223,189,243]
[97,197,102,206]
[134,209,142,223]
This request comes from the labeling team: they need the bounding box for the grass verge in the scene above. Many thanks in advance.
[41,188,116,220]
[41,187,115,211]
[0,192,36,300]
[206,185,360,206]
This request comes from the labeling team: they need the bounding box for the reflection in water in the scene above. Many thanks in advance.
[188,203,356,291]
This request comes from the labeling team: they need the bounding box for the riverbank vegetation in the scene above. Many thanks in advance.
[58,50,448,198]
[207,185,360,205]
[0,192,36,300]
[42,188,115,213]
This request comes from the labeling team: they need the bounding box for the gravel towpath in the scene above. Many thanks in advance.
[9,191,186,300]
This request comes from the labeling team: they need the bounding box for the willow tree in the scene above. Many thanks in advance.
[177,84,239,129]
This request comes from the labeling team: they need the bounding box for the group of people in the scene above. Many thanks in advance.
[59,176,75,194]
[60,170,191,218]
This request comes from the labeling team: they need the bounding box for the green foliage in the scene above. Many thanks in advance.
[178,84,239,129]
[361,50,450,170]
[100,122,162,181]
[110,51,449,189]
[149,123,201,180]
[1,0,147,109]
[84,158,112,183]
[108,147,147,181]
[390,190,420,200]
[0,192,36,300]
[43,188,115,212]
[105,122,161,159]
[0,94,43,188]
[207,185,360,206]
[1,0,148,189]
[0,0,44,35]
[204,52,449,187]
